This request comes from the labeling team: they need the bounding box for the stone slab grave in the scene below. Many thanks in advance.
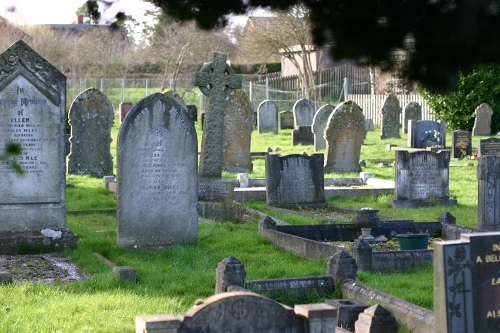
[451,130,472,159]
[389,150,457,208]
[293,98,315,128]
[266,153,325,205]
[117,93,198,248]
[257,99,278,134]
[324,100,366,173]
[280,110,294,129]
[222,90,253,173]
[408,119,447,148]
[380,93,401,139]
[402,101,422,134]
[477,156,500,230]
[312,104,335,151]
[478,137,500,157]
[434,232,500,333]
[67,88,114,177]
[472,102,493,136]
[0,40,76,254]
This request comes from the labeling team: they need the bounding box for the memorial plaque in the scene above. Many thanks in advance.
[117,93,198,248]
[452,130,472,159]
[479,137,500,157]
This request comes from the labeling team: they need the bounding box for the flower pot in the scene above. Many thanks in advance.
[422,140,438,148]
[396,234,430,250]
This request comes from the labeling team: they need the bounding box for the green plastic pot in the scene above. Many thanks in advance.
[396,234,430,250]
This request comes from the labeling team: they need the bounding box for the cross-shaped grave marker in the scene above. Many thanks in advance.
[194,52,242,178]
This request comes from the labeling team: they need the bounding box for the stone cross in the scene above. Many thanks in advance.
[194,52,242,178]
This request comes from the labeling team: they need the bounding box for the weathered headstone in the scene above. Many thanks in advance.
[186,104,197,122]
[119,102,132,122]
[257,100,278,134]
[312,104,335,151]
[280,110,294,129]
[291,125,314,146]
[478,137,500,157]
[117,93,198,248]
[0,40,76,253]
[380,93,401,139]
[365,118,375,132]
[477,156,500,230]
[472,103,493,136]
[293,98,315,128]
[324,101,366,173]
[194,52,242,179]
[222,90,253,173]
[162,89,187,111]
[67,88,114,177]
[434,232,500,333]
[402,101,422,134]
[451,130,472,159]
[266,153,325,205]
[408,120,447,148]
[389,150,457,208]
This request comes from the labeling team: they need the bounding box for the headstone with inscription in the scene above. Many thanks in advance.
[408,120,447,148]
[222,90,253,173]
[0,40,76,253]
[257,100,278,134]
[280,110,294,130]
[380,93,401,139]
[478,137,500,157]
[472,103,493,136]
[266,153,325,205]
[389,150,457,208]
[293,98,315,128]
[477,156,500,230]
[67,88,114,177]
[452,130,472,159]
[117,93,198,248]
[402,101,422,134]
[434,232,500,333]
[312,104,335,151]
[324,101,366,173]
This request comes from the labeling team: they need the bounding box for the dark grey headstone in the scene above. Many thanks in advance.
[293,98,315,128]
[0,40,67,231]
[380,93,401,139]
[280,110,294,130]
[117,93,198,248]
[257,100,278,134]
[472,103,493,136]
[365,119,375,132]
[222,90,253,173]
[215,256,246,294]
[402,101,422,134]
[477,156,500,230]
[291,126,314,146]
[408,120,446,148]
[478,137,500,157]
[266,154,325,205]
[186,104,197,122]
[119,102,133,122]
[389,150,457,208]
[312,104,335,151]
[67,88,114,177]
[324,101,366,173]
[452,130,472,159]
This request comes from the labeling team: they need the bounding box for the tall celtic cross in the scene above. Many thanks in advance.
[194,52,242,178]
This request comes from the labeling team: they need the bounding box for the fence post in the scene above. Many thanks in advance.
[121,79,125,102]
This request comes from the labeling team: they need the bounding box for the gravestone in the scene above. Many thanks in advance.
[222,90,253,173]
[257,100,278,134]
[67,88,114,177]
[324,101,366,173]
[117,93,198,248]
[389,150,457,208]
[186,104,197,122]
[280,110,294,129]
[293,98,315,128]
[136,291,337,333]
[472,103,493,136]
[402,101,422,134]
[0,40,76,253]
[452,130,472,159]
[365,119,375,132]
[434,232,500,333]
[312,104,335,151]
[478,137,500,157]
[162,89,187,111]
[194,52,242,179]
[380,93,401,139]
[119,102,132,122]
[291,126,314,146]
[477,156,500,230]
[408,120,447,148]
[266,153,325,205]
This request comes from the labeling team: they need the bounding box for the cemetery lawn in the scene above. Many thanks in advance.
[1,119,484,332]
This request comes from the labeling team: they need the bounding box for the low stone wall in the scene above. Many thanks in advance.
[245,276,335,300]
[341,279,434,333]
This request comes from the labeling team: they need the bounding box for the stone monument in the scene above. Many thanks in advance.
[293,98,315,128]
[312,104,335,151]
[472,103,493,136]
[257,100,278,134]
[402,101,422,134]
[380,93,401,139]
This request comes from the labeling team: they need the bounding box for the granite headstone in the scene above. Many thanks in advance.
[293,98,315,128]
[402,101,422,134]
[408,120,446,148]
[478,137,500,157]
[451,130,472,159]
[312,104,335,151]
[257,100,278,134]
[477,156,500,230]
[472,103,493,136]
